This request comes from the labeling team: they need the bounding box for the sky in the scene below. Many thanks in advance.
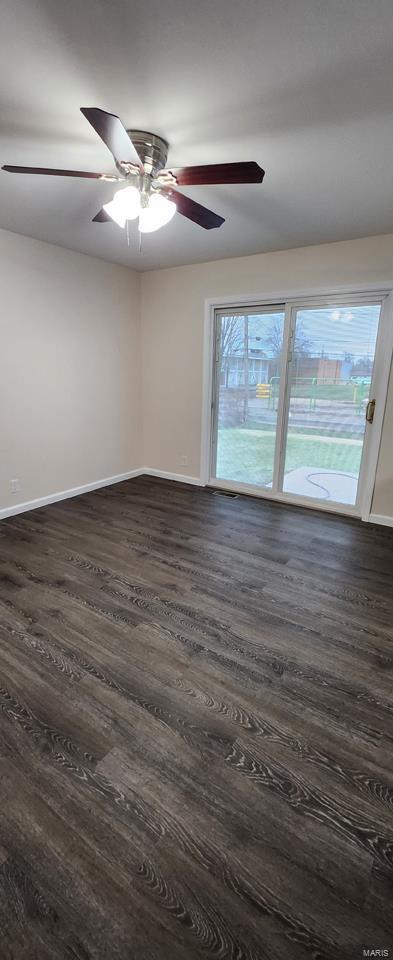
[223,303,381,361]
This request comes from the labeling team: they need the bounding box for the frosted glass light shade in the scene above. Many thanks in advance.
[103,186,141,228]
[138,193,176,233]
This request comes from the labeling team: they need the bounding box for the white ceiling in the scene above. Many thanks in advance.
[1,0,393,271]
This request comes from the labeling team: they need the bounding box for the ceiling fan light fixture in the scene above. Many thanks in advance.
[103,184,141,228]
[3,110,264,236]
[138,192,176,233]
[102,198,126,228]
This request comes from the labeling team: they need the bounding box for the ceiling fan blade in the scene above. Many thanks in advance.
[163,188,224,229]
[160,161,265,186]
[2,164,119,180]
[92,208,113,222]
[81,107,141,169]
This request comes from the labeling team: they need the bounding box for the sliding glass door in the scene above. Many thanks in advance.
[210,296,384,514]
[212,307,285,488]
[281,302,381,506]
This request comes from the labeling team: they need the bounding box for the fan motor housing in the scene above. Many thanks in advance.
[126,130,169,175]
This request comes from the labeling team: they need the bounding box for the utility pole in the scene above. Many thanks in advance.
[243,315,249,421]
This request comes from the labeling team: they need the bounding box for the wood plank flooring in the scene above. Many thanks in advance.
[0,474,392,959]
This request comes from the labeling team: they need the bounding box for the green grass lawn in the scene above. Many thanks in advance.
[269,382,369,403]
[216,428,362,486]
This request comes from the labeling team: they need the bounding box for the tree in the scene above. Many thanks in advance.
[219,315,244,387]
[351,355,373,377]
[220,315,244,357]
[219,315,250,421]
[265,318,312,360]
[265,318,283,359]
[294,321,312,359]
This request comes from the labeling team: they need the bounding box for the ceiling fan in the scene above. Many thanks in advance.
[2,107,265,234]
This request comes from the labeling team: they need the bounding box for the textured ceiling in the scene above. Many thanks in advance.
[1,0,393,270]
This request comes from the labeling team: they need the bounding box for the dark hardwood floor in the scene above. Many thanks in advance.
[0,475,392,959]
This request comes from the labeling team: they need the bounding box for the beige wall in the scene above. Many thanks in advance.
[141,233,393,517]
[0,229,141,511]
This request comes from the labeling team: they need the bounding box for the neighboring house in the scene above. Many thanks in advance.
[220,327,272,386]
[220,351,269,387]
[292,357,353,382]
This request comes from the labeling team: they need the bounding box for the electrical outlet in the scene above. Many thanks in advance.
[180,455,188,467]
[10,478,20,495]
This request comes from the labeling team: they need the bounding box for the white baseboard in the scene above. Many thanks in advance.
[0,469,143,520]
[368,512,393,527]
[0,468,206,520]
[3,467,388,524]
[141,468,204,486]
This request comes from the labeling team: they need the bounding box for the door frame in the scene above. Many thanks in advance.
[200,283,393,521]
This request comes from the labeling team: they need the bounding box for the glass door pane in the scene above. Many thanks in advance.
[212,307,285,487]
[281,302,381,506]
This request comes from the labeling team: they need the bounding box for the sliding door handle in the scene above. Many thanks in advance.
[365,399,376,424]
